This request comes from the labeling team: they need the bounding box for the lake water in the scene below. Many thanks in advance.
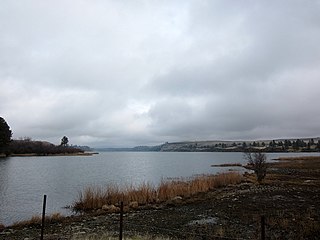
[0,151,319,226]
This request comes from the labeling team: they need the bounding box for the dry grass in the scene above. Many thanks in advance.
[274,156,320,169]
[277,156,320,161]
[12,215,42,228]
[11,212,64,228]
[73,172,243,211]
[211,163,242,167]
[267,209,320,239]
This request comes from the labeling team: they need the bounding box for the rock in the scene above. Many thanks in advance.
[129,201,139,209]
[102,204,120,213]
[0,231,11,236]
[96,209,105,215]
[172,196,183,203]
[166,196,183,206]
[123,206,129,212]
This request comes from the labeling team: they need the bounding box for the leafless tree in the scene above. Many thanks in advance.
[244,151,267,183]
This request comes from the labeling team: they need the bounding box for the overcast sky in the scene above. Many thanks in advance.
[1,0,320,147]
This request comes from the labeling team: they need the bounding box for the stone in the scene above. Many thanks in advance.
[165,196,183,206]
[172,196,183,203]
[102,204,120,213]
[129,201,139,209]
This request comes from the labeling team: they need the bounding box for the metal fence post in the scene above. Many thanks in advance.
[40,195,47,240]
[119,201,124,240]
[261,215,265,240]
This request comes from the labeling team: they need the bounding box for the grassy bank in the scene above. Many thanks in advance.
[73,172,243,211]
[11,213,64,228]
[274,156,320,169]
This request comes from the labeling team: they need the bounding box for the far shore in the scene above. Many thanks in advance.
[4,152,98,157]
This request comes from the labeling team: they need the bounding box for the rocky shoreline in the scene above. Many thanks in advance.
[1,157,320,240]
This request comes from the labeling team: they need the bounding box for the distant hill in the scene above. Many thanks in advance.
[157,138,320,152]
[96,137,320,152]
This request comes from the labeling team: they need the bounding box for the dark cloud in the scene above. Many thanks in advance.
[1,0,320,147]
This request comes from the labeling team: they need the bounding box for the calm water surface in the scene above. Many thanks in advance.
[0,151,319,225]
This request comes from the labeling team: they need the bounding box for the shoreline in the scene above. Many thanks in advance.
[6,152,98,157]
[2,156,320,239]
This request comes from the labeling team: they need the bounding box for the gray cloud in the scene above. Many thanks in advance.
[1,0,320,147]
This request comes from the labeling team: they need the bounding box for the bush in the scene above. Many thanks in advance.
[244,151,267,183]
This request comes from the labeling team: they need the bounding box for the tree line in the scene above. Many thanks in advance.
[0,117,83,156]
[245,139,320,152]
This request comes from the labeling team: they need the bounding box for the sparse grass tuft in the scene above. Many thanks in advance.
[12,215,42,228]
[267,209,320,239]
[11,212,64,228]
[73,172,243,211]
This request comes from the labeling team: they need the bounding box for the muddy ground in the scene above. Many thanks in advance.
[1,156,320,240]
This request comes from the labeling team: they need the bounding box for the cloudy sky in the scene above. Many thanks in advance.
[1,0,320,147]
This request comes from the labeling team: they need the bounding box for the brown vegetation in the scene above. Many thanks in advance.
[11,213,64,228]
[73,172,243,211]
[211,163,242,167]
[273,156,320,169]
[8,139,84,156]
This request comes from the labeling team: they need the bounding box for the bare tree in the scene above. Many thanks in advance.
[244,151,267,183]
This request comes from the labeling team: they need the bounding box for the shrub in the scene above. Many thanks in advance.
[244,151,267,183]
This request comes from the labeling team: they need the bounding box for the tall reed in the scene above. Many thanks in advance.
[73,172,243,211]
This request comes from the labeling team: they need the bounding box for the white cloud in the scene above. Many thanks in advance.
[1,0,320,147]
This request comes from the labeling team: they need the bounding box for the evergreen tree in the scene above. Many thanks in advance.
[269,141,274,148]
[292,140,299,150]
[0,117,12,154]
[61,136,69,147]
[310,138,315,146]
[284,140,289,150]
